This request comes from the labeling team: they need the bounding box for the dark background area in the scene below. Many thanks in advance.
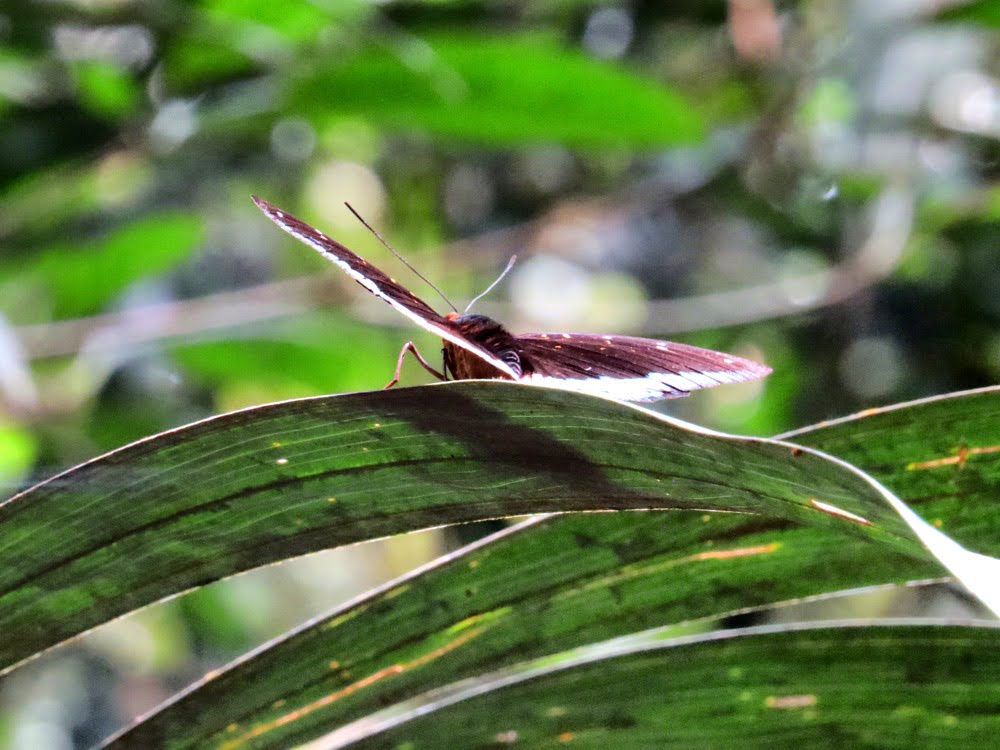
[0,1,997,746]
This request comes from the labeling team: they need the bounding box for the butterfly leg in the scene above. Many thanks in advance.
[384,341,447,389]
[441,348,450,381]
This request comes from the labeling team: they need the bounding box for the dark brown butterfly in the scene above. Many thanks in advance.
[252,196,771,402]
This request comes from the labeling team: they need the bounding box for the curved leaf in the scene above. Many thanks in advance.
[783,385,1000,551]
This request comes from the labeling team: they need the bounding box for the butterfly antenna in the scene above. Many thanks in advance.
[344,202,458,313]
[464,255,517,313]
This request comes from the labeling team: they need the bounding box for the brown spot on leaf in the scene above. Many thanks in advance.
[907,444,1000,471]
[690,543,779,561]
[766,694,817,709]
[810,499,872,526]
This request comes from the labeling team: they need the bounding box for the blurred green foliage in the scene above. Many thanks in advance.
[11,212,202,319]
[293,33,705,147]
[0,0,998,747]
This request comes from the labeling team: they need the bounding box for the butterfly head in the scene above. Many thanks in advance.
[445,312,510,333]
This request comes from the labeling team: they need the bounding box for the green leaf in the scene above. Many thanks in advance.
[170,316,403,398]
[332,622,1000,749]
[71,61,141,120]
[17,212,203,319]
[0,423,37,488]
[295,33,704,147]
[162,37,257,93]
[780,385,1000,551]
[203,0,337,42]
[104,525,942,749]
[937,0,1000,26]
[2,383,994,680]
[100,386,1000,749]
[160,0,366,92]
[0,161,104,243]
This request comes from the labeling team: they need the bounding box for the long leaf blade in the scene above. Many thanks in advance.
[0,382,990,676]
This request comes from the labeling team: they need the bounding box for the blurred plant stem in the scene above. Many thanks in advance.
[645,186,915,331]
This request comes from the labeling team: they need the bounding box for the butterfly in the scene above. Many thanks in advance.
[252,196,771,402]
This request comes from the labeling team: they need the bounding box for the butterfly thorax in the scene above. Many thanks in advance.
[442,313,523,380]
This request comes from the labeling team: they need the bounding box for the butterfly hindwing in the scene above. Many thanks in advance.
[515,333,771,402]
[252,197,518,378]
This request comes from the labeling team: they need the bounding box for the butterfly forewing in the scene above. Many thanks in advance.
[252,196,518,378]
[515,333,771,402]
